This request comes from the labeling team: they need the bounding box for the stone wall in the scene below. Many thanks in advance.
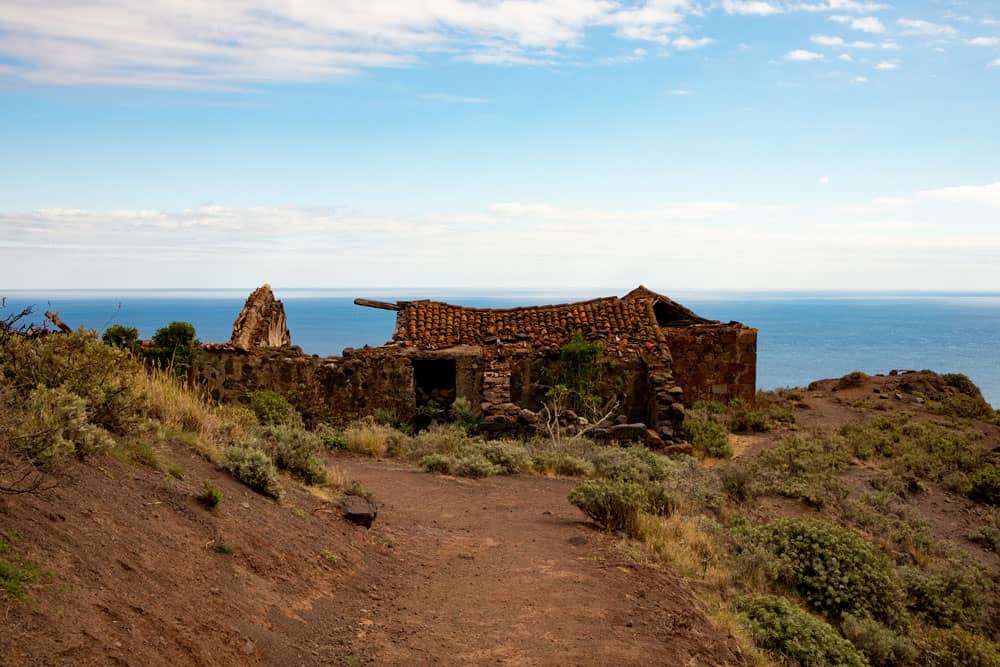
[196,347,415,427]
[664,324,757,405]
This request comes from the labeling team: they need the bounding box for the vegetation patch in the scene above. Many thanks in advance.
[222,443,283,498]
[247,389,303,428]
[916,627,1000,667]
[0,532,40,600]
[260,425,328,485]
[197,481,223,509]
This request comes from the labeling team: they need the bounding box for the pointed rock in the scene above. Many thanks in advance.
[230,284,291,350]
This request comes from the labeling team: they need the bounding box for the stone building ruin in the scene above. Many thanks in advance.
[196,285,757,446]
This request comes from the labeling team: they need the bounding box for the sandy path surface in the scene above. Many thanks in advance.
[263,457,749,667]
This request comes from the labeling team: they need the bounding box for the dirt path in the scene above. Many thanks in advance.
[262,457,750,667]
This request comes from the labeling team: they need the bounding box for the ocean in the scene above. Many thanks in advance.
[4,289,999,407]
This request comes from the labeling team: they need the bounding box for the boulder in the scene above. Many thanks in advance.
[230,284,292,350]
[341,495,377,528]
[662,442,694,457]
[644,429,664,449]
[609,423,648,442]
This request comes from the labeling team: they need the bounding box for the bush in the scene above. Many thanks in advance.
[261,425,327,485]
[840,613,916,667]
[900,566,984,628]
[569,479,648,535]
[14,385,115,466]
[967,525,1000,552]
[942,373,984,399]
[222,443,282,498]
[836,371,869,390]
[735,595,868,667]
[727,398,771,434]
[934,394,994,419]
[344,419,399,458]
[197,481,222,509]
[452,453,502,479]
[916,627,1000,667]
[149,321,198,375]
[0,533,40,599]
[970,465,1000,506]
[753,518,907,627]
[247,390,302,428]
[482,440,533,474]
[450,397,479,433]
[404,423,475,459]
[318,428,348,450]
[343,479,373,500]
[745,433,850,508]
[531,452,595,477]
[591,446,669,482]
[101,324,140,353]
[420,453,454,474]
[682,415,732,458]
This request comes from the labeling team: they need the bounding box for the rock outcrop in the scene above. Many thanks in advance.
[230,284,291,350]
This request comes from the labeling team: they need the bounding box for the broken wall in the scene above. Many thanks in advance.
[663,324,757,405]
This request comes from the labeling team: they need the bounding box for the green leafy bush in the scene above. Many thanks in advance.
[916,627,1000,667]
[744,433,850,508]
[753,518,907,627]
[734,595,868,667]
[840,613,916,667]
[149,321,198,375]
[0,533,41,599]
[222,443,282,498]
[970,465,1000,506]
[101,324,140,353]
[450,397,479,433]
[261,425,327,485]
[482,440,533,474]
[682,415,732,458]
[942,373,984,399]
[451,453,502,478]
[419,453,454,474]
[531,452,595,477]
[727,398,771,433]
[197,481,223,509]
[247,390,302,428]
[569,479,648,535]
[318,429,348,450]
[900,566,984,628]
[967,525,1000,552]
[591,446,669,482]
[934,394,994,419]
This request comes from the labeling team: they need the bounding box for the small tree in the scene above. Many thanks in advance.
[102,324,140,353]
[150,321,198,376]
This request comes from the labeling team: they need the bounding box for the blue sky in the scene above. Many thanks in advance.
[1,0,998,289]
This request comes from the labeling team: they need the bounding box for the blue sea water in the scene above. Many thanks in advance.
[4,289,999,406]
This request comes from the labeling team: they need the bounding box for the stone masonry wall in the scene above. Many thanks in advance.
[663,324,757,405]
[196,347,415,427]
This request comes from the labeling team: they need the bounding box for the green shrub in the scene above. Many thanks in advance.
[149,321,198,375]
[343,479,373,500]
[591,446,669,482]
[568,479,649,535]
[531,452,595,477]
[840,613,916,667]
[213,543,234,555]
[970,465,1000,506]
[167,462,186,480]
[967,525,1000,552]
[101,324,140,353]
[319,429,348,450]
[900,566,984,628]
[15,385,115,466]
[0,533,40,599]
[934,394,994,419]
[682,416,732,458]
[404,423,475,459]
[754,518,907,627]
[260,425,327,485]
[420,453,454,474]
[942,373,984,399]
[450,397,479,433]
[222,443,282,498]
[727,398,771,433]
[452,453,502,479]
[838,491,935,562]
[482,440,533,474]
[734,595,868,667]
[916,627,1000,667]
[247,390,302,428]
[745,433,850,508]
[197,481,223,509]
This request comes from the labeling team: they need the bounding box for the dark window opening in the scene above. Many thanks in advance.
[413,359,457,412]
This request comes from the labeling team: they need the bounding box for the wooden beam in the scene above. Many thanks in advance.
[353,298,400,312]
[44,310,72,333]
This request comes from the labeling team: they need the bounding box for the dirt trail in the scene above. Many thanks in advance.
[265,457,750,667]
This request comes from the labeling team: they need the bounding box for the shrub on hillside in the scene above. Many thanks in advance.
[569,479,649,535]
[744,433,850,508]
[967,525,1000,552]
[753,518,907,627]
[197,481,223,509]
[419,453,454,474]
[727,398,771,433]
[101,324,140,353]
[149,321,198,375]
[682,414,732,458]
[450,396,479,433]
[247,390,302,428]
[942,373,984,398]
[260,425,327,485]
[343,418,399,458]
[591,446,670,482]
[970,465,1000,506]
[916,627,1000,667]
[222,443,282,498]
[531,452,595,477]
[451,453,502,479]
[835,371,869,390]
[934,394,994,420]
[734,595,868,667]
[840,613,916,667]
[899,566,984,628]
[482,440,533,475]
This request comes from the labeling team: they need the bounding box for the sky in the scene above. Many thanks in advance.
[1,0,998,290]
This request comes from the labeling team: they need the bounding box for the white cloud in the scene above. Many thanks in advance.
[791,1,888,12]
[673,36,714,50]
[838,53,854,61]
[853,75,868,82]
[991,57,1000,67]
[721,1,783,16]
[598,47,648,64]
[967,37,1000,46]
[919,182,1000,207]
[786,49,824,61]
[818,176,831,184]
[875,60,899,70]
[829,15,851,24]
[810,34,895,49]
[898,18,958,36]
[850,17,885,33]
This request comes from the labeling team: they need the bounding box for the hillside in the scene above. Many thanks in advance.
[2,328,999,665]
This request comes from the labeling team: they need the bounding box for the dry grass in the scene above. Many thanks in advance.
[344,419,396,458]
[636,513,731,589]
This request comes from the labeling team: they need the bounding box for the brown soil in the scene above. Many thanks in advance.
[1,444,750,666]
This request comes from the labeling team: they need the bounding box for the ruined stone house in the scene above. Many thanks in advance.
[196,285,757,445]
